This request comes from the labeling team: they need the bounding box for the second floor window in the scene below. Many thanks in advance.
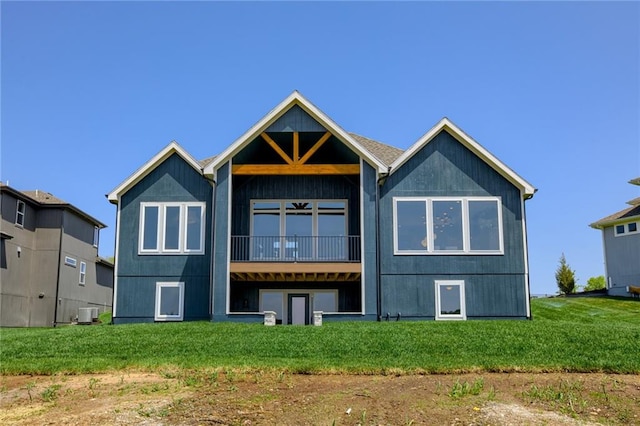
[15,200,25,227]
[139,202,205,255]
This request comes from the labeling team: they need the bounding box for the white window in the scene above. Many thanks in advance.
[93,226,99,248]
[79,262,86,285]
[393,197,503,255]
[435,280,466,320]
[155,282,184,321]
[250,200,347,260]
[139,202,205,254]
[15,200,25,227]
[614,222,639,237]
[65,256,77,267]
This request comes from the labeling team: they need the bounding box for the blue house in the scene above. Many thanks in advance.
[107,92,536,324]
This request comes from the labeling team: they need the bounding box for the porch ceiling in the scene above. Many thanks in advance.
[230,262,361,282]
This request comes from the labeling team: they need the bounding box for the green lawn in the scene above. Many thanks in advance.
[1,297,639,375]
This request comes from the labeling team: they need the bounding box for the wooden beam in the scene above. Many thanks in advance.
[261,133,293,165]
[293,132,299,163]
[299,131,331,165]
[232,164,360,175]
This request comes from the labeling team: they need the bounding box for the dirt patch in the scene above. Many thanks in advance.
[1,371,638,425]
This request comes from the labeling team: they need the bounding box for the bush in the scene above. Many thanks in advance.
[556,253,577,294]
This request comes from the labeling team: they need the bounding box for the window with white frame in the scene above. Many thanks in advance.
[65,256,77,267]
[393,197,503,255]
[435,280,466,320]
[15,200,25,227]
[79,262,86,285]
[93,226,99,248]
[139,202,205,254]
[155,282,184,321]
[614,221,639,237]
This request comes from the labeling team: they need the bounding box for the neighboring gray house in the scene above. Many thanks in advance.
[0,183,113,327]
[108,91,536,324]
[590,177,640,297]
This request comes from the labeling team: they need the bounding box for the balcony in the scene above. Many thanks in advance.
[230,236,361,282]
[230,235,361,262]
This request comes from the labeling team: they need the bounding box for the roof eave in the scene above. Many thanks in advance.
[203,91,388,176]
[389,118,536,198]
[107,141,203,203]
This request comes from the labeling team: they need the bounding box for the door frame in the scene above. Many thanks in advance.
[287,293,310,325]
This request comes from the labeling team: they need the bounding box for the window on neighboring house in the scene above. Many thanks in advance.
[139,202,205,254]
[155,282,184,321]
[93,226,99,248]
[435,280,466,320]
[393,197,503,255]
[615,222,639,237]
[15,200,25,227]
[79,262,86,285]
[65,256,77,267]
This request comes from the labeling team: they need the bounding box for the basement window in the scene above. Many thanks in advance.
[155,282,184,321]
[435,280,466,320]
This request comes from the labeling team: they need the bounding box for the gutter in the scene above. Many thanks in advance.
[204,173,217,321]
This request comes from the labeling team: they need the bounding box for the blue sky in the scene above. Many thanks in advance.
[2,1,638,296]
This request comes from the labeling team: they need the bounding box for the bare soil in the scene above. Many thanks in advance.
[1,371,639,425]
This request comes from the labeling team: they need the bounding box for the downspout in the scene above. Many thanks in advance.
[53,210,65,327]
[204,173,217,321]
[375,168,390,321]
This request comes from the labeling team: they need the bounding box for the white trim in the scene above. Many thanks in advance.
[93,226,99,248]
[521,194,531,318]
[203,91,387,176]
[79,261,86,285]
[138,202,206,255]
[64,256,77,267]
[434,280,466,320]
[155,281,185,321]
[107,141,203,203]
[392,196,504,255]
[389,118,536,198]
[257,289,340,323]
[113,199,121,318]
[226,160,232,315]
[15,199,25,227]
[359,158,366,315]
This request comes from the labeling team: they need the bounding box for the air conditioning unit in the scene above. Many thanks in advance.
[90,307,99,321]
[78,308,93,325]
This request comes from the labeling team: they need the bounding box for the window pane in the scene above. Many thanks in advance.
[616,224,625,234]
[253,202,280,211]
[628,223,637,233]
[142,206,159,250]
[433,200,463,251]
[318,201,345,210]
[159,286,180,316]
[164,206,181,250]
[286,210,312,259]
[253,213,280,259]
[314,293,336,312]
[262,292,283,320]
[396,201,428,251]
[318,213,346,259]
[469,200,500,251]
[186,206,202,250]
[440,285,461,315]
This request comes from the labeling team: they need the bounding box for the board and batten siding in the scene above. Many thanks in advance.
[114,153,212,323]
[602,226,640,296]
[361,160,378,318]
[379,130,529,319]
[212,161,230,320]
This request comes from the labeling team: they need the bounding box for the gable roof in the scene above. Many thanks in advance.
[348,133,404,166]
[203,91,388,177]
[0,182,106,227]
[590,204,640,229]
[389,118,536,198]
[107,141,203,204]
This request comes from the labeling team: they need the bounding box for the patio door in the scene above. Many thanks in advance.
[287,294,309,325]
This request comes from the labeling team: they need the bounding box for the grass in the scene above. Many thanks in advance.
[1,297,639,375]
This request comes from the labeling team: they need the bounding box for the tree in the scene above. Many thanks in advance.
[583,275,606,292]
[555,253,577,294]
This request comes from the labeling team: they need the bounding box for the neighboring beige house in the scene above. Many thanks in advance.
[0,183,113,327]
